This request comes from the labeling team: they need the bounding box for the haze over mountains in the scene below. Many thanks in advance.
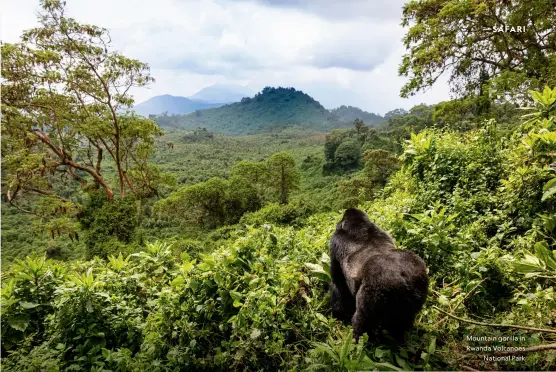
[152,86,384,135]
[133,84,255,116]
[133,95,224,117]
[189,84,255,103]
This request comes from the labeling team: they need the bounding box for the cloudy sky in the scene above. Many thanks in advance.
[2,0,451,115]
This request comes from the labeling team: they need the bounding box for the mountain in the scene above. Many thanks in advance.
[189,84,255,103]
[133,95,226,117]
[154,87,348,135]
[329,105,384,126]
[133,85,255,117]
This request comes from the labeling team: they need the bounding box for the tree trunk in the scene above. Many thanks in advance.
[280,165,287,205]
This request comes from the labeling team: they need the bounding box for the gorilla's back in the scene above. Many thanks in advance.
[360,249,428,326]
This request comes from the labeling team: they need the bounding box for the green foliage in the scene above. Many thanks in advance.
[404,206,465,272]
[1,255,65,353]
[307,331,376,371]
[334,139,362,168]
[267,151,301,205]
[400,0,556,102]
[520,86,556,202]
[79,192,139,258]
[401,127,504,220]
[1,0,168,238]
[230,160,270,209]
[322,119,397,175]
[155,177,232,229]
[1,204,86,270]
[153,87,349,135]
[324,129,353,163]
[240,198,316,227]
[362,149,401,190]
[4,86,556,369]
[381,104,434,142]
[2,215,452,371]
[155,151,302,228]
[329,105,384,126]
[2,2,556,367]
[183,127,216,142]
[336,149,401,209]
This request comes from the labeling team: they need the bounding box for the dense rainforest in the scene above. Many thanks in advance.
[1,0,556,371]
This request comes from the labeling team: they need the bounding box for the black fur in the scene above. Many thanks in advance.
[330,208,428,342]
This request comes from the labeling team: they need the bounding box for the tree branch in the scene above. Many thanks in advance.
[494,343,556,356]
[32,129,114,199]
[432,306,556,334]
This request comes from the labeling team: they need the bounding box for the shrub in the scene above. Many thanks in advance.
[240,198,316,227]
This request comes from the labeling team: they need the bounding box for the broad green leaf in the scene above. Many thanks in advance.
[305,262,326,274]
[229,291,243,302]
[534,242,556,270]
[182,261,194,272]
[375,361,404,371]
[427,337,436,354]
[395,354,412,371]
[542,184,556,201]
[543,177,556,192]
[315,313,328,324]
[8,316,29,332]
[19,301,40,309]
[86,300,93,313]
[171,276,185,287]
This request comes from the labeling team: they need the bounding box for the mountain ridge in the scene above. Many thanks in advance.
[133,95,227,117]
[152,86,384,135]
[133,84,255,116]
[330,105,383,126]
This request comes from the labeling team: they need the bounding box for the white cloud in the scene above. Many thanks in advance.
[249,0,407,21]
[2,0,450,115]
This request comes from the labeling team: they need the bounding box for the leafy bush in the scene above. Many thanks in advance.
[80,193,139,259]
[334,139,362,168]
[240,198,316,227]
[2,88,556,371]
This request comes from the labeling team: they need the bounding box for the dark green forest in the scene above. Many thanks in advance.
[1,0,556,371]
[152,87,370,134]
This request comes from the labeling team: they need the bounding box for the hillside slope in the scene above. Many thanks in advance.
[154,87,348,134]
[330,105,384,126]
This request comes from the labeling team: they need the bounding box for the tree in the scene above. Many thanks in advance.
[334,140,362,169]
[353,118,369,143]
[384,108,408,120]
[354,118,365,133]
[79,191,138,258]
[267,152,300,205]
[385,104,434,136]
[362,149,400,189]
[324,129,352,162]
[1,0,164,232]
[400,0,556,102]
[155,177,230,229]
[230,161,269,210]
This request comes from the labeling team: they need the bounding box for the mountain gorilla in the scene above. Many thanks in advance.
[330,208,428,342]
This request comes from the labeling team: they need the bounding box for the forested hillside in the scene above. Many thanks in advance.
[152,87,349,134]
[1,0,556,371]
[330,105,384,126]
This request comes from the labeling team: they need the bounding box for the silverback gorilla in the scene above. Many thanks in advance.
[330,208,428,342]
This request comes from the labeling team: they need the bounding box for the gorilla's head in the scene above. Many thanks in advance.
[337,208,372,235]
